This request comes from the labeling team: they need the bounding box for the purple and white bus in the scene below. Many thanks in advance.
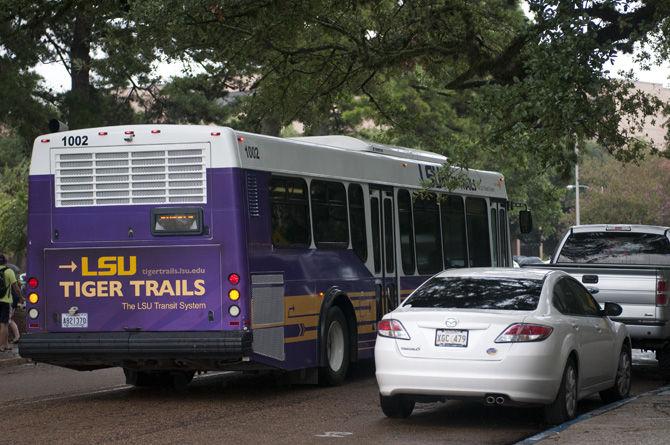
[20,125,512,386]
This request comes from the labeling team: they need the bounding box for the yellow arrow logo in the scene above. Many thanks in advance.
[58,261,78,272]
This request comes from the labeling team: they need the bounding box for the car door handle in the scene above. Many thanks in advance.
[593,324,603,332]
[571,323,579,331]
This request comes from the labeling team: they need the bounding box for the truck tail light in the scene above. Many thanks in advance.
[495,323,553,343]
[377,319,410,340]
[657,279,667,306]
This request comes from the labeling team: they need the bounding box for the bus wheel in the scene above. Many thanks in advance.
[171,371,195,391]
[319,306,350,386]
[123,368,154,387]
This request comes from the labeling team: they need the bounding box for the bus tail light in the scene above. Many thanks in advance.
[228,273,240,285]
[377,319,410,340]
[228,289,240,301]
[28,277,39,288]
[495,323,553,343]
[657,279,668,306]
[229,305,240,317]
[28,308,39,319]
[28,293,39,304]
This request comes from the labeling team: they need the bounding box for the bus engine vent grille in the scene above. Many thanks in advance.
[246,174,260,217]
[53,146,208,207]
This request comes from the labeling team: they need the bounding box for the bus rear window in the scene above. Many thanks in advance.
[557,232,670,265]
[403,277,544,310]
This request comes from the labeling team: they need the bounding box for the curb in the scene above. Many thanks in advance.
[514,384,670,445]
[0,356,30,368]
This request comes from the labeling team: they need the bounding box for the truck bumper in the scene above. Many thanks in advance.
[18,331,253,371]
[613,318,670,349]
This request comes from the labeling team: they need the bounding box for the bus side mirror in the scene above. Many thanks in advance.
[519,210,533,234]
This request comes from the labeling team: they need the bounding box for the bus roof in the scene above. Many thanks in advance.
[32,124,507,199]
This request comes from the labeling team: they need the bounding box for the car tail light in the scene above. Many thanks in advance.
[495,323,553,343]
[377,319,410,340]
[657,279,668,306]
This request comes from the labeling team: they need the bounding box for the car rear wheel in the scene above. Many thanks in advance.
[600,345,631,403]
[319,306,350,386]
[380,394,415,418]
[544,358,578,425]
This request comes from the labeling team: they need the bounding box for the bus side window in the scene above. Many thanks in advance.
[397,189,416,275]
[348,184,367,262]
[413,193,442,274]
[311,180,349,248]
[491,208,498,266]
[371,197,381,273]
[270,176,311,247]
[499,208,508,266]
[441,195,467,268]
[466,197,492,267]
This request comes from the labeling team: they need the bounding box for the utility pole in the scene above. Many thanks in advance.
[575,141,580,225]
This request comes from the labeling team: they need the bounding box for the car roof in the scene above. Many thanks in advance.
[433,267,553,281]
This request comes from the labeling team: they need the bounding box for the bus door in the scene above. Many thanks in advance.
[489,200,510,266]
[370,187,398,318]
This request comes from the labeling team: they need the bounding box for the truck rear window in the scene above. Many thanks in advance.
[558,232,670,265]
[403,277,544,310]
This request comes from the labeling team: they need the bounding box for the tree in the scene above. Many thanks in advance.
[566,149,670,225]
[1,0,157,129]
[132,0,669,168]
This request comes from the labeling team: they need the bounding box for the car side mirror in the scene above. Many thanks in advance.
[519,210,533,234]
[602,302,623,317]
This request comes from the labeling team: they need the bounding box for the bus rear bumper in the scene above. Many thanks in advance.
[18,331,253,371]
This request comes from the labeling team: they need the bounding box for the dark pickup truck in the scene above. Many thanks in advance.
[524,224,670,374]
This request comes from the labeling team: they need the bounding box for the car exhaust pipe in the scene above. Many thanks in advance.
[485,395,496,405]
[495,396,505,405]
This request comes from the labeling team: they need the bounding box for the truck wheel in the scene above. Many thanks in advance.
[380,394,415,418]
[544,358,578,425]
[657,346,670,378]
[319,306,350,386]
[600,345,631,403]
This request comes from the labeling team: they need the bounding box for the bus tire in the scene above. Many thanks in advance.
[171,371,195,391]
[319,306,350,386]
[123,368,154,387]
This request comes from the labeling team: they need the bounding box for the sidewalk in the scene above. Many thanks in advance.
[519,385,670,445]
[0,347,29,368]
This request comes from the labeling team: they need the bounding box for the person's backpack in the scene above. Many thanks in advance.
[0,266,7,301]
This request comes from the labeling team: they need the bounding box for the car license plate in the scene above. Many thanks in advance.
[61,313,88,328]
[435,329,468,347]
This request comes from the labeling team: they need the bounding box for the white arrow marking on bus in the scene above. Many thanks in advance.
[58,261,77,272]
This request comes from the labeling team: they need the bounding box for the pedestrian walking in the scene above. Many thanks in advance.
[0,254,21,352]
[8,275,23,343]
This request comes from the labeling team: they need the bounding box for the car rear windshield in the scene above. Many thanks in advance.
[403,277,544,310]
[557,232,670,265]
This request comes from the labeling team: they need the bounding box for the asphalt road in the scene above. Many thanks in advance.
[2,352,666,445]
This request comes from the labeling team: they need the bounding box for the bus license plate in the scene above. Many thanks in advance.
[435,329,468,347]
[61,313,88,328]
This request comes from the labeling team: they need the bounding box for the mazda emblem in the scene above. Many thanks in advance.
[445,318,458,327]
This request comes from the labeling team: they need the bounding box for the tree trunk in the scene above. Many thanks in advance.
[67,8,92,128]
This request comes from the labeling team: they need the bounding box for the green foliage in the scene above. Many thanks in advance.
[0,140,28,264]
[567,149,670,225]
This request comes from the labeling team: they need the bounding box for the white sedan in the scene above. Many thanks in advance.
[375,268,631,424]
